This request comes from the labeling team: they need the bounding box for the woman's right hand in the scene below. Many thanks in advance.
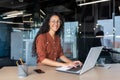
[62,61,82,68]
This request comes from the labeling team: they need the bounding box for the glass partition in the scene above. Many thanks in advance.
[62,21,78,59]
[77,0,120,63]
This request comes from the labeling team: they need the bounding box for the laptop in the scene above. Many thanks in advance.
[56,46,103,74]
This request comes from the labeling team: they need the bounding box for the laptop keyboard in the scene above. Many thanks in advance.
[67,65,82,72]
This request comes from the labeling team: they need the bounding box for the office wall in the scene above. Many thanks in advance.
[0,24,11,57]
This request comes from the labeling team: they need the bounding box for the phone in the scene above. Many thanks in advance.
[34,69,45,73]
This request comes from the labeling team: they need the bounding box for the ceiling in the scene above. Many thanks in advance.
[0,0,120,22]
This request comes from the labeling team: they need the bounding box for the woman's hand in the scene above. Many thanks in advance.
[63,60,82,68]
[72,61,82,67]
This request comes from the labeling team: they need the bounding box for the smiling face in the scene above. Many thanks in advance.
[49,15,61,33]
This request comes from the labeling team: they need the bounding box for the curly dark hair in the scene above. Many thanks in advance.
[32,12,64,56]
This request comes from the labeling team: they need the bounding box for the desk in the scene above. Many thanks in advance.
[0,64,120,80]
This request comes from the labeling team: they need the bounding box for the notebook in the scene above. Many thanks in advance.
[56,46,103,74]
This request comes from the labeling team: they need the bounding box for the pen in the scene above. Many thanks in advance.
[16,61,19,66]
[20,58,24,65]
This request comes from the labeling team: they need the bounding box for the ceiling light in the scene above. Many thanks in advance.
[23,21,34,23]
[96,35,104,37]
[2,10,24,19]
[0,21,23,25]
[40,15,44,19]
[40,9,46,15]
[18,0,24,2]
[76,0,86,3]
[23,14,32,17]
[2,11,24,16]
[3,13,32,19]
[3,15,18,19]
[78,0,110,6]
[7,11,23,17]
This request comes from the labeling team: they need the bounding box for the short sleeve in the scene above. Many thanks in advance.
[36,34,47,63]
[57,36,64,57]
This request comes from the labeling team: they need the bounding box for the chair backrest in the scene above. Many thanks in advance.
[103,39,113,48]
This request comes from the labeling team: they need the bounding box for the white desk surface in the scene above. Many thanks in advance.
[0,64,120,80]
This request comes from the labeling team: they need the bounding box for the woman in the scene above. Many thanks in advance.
[32,12,82,67]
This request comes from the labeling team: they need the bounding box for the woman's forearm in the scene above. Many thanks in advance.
[40,58,65,67]
[60,55,72,63]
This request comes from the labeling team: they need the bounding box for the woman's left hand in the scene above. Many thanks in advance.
[72,61,83,68]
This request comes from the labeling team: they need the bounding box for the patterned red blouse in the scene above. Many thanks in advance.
[36,32,63,63]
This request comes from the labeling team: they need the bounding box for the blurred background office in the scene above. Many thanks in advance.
[0,0,120,68]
